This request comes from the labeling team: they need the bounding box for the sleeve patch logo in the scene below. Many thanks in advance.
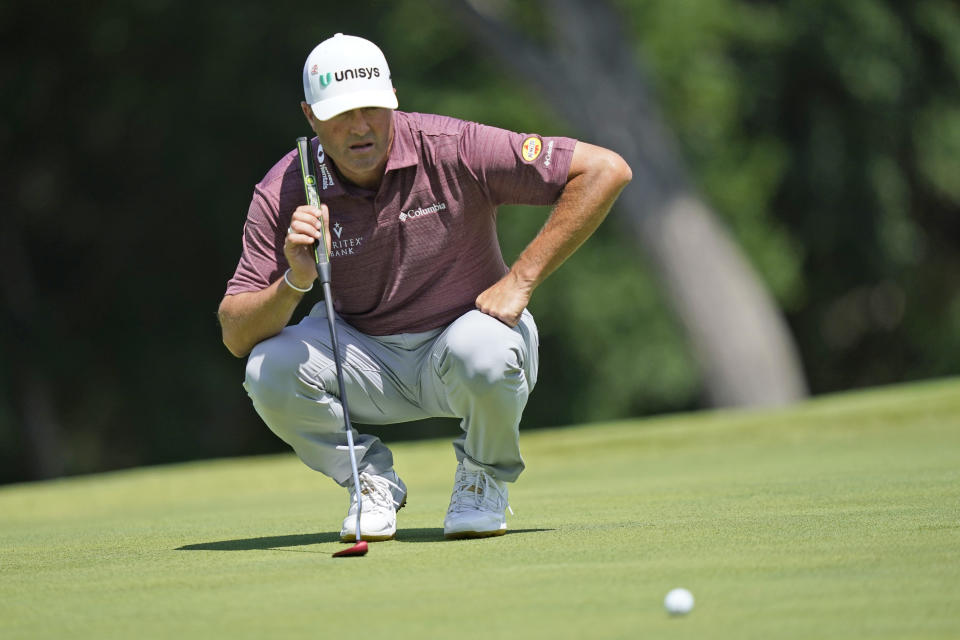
[521,136,543,162]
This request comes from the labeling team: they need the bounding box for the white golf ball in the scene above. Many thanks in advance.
[664,588,694,615]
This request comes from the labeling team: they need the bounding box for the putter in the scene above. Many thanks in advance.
[296,136,368,558]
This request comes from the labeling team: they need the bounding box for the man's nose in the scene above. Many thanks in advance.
[347,110,371,135]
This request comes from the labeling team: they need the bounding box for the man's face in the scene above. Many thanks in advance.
[307,106,394,190]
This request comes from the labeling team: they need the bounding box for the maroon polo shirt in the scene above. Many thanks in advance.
[225,111,577,335]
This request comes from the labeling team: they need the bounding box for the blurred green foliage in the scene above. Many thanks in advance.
[1,0,957,482]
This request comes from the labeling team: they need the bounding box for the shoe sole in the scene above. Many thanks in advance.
[339,494,407,543]
[443,528,507,540]
[340,532,396,543]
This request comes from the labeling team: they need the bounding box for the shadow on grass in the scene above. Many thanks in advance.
[396,527,555,542]
[177,527,555,551]
[177,532,339,551]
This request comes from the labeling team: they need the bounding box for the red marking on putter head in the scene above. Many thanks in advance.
[332,540,368,557]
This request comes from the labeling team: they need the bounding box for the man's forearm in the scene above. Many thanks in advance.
[218,278,310,358]
[475,142,631,327]
[510,144,632,290]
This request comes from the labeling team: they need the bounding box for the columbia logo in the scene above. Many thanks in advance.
[399,201,447,222]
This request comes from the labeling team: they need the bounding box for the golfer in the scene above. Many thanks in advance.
[218,33,631,542]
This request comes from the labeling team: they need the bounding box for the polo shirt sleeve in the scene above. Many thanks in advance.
[458,121,577,207]
[224,188,286,296]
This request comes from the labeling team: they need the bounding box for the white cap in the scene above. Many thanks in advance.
[302,33,398,121]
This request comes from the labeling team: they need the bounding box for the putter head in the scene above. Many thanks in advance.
[332,540,368,557]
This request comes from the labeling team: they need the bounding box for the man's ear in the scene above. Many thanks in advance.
[300,101,315,126]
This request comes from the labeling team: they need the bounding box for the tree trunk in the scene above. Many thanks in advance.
[452,0,808,406]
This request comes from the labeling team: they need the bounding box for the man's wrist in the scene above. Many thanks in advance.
[508,263,540,293]
[283,268,315,293]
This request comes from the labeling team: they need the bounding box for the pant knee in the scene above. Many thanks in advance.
[441,332,525,397]
[244,334,306,415]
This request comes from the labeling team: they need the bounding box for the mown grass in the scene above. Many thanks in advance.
[2,378,958,639]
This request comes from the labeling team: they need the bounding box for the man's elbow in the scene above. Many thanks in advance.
[603,150,632,191]
[580,147,632,196]
[217,307,251,359]
[222,333,251,359]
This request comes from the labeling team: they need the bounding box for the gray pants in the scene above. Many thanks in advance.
[243,304,539,488]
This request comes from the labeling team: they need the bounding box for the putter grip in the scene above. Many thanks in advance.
[295,136,332,284]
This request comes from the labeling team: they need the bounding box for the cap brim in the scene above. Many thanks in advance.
[310,90,399,121]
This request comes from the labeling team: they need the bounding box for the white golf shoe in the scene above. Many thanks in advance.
[443,459,513,539]
[340,471,407,542]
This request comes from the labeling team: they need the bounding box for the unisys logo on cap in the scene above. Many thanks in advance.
[311,66,383,88]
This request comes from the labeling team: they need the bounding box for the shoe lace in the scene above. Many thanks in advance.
[351,472,403,513]
[448,465,513,515]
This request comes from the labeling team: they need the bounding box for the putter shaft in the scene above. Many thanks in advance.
[296,136,365,550]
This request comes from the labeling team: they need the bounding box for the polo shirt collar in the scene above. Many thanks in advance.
[384,111,418,173]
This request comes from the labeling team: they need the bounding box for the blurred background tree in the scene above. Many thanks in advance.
[1,0,958,483]
[451,0,808,410]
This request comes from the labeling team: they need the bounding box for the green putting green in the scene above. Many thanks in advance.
[2,378,958,639]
